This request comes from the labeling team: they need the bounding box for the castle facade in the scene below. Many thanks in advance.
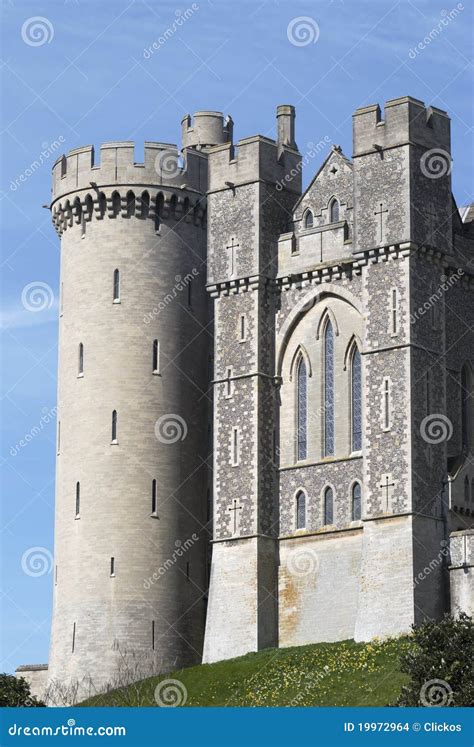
[17,97,474,697]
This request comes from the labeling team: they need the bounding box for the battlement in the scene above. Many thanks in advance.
[353,96,451,156]
[51,140,209,203]
[207,134,301,194]
[181,111,233,150]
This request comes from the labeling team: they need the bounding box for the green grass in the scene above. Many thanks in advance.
[80,637,411,707]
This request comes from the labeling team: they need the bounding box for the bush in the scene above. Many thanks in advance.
[0,673,45,707]
[396,613,473,706]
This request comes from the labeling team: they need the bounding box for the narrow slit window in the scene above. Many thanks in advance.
[186,561,190,579]
[239,314,246,342]
[78,343,84,376]
[351,347,362,452]
[383,379,391,430]
[75,481,80,517]
[324,322,335,456]
[55,565,58,586]
[231,427,240,466]
[111,410,118,443]
[113,269,120,302]
[152,339,159,374]
[225,367,233,398]
[297,356,307,461]
[152,620,155,650]
[72,622,76,653]
[391,288,398,335]
[151,479,157,515]
[110,557,115,576]
[187,280,192,306]
[330,199,339,223]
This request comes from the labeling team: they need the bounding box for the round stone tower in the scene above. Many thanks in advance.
[47,113,230,697]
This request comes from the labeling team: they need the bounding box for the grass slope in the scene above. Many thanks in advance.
[81,637,410,707]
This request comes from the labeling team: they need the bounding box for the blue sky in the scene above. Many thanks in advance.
[0,0,472,673]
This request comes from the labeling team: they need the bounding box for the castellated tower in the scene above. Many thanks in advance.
[47,113,231,694]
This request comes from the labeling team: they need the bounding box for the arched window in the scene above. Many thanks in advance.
[352,482,361,521]
[151,479,157,514]
[304,210,313,229]
[84,194,94,221]
[330,199,339,223]
[98,192,107,219]
[324,486,333,525]
[111,410,118,443]
[152,339,159,374]
[461,364,472,449]
[112,191,121,217]
[73,197,82,225]
[464,476,470,503]
[141,191,150,219]
[113,269,120,302]
[75,482,80,517]
[297,356,307,461]
[296,491,306,529]
[169,194,177,219]
[351,346,362,451]
[324,321,335,456]
[78,343,84,376]
[126,190,135,217]
[155,193,164,232]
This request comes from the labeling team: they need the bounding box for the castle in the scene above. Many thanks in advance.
[17,97,474,699]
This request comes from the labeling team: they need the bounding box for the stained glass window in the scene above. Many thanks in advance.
[351,347,362,451]
[296,491,306,529]
[352,482,361,521]
[324,322,334,456]
[297,357,307,460]
[324,486,333,525]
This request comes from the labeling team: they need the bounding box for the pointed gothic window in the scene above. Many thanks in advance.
[304,210,313,229]
[324,322,335,456]
[324,486,333,525]
[297,356,307,461]
[351,346,362,452]
[352,482,361,521]
[296,491,306,529]
[330,199,339,223]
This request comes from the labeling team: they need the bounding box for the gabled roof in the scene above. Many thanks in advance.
[292,145,352,214]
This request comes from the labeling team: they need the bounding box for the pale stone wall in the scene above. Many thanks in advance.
[449,530,474,616]
[15,665,48,701]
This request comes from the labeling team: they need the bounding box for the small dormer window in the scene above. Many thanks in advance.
[330,199,339,223]
[304,210,313,229]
